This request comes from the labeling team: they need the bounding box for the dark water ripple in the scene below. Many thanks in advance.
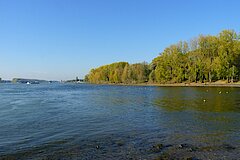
[0,83,239,159]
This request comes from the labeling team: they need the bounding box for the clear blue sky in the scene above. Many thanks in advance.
[0,0,240,80]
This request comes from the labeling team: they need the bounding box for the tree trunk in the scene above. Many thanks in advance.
[231,67,234,83]
[209,71,211,83]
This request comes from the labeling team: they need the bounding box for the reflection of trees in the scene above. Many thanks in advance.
[151,87,240,147]
[153,87,238,112]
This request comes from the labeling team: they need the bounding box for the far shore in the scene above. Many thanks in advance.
[89,81,240,87]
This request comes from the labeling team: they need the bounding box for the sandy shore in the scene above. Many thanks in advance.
[93,82,240,87]
[143,83,240,87]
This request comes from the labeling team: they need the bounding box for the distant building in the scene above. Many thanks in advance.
[65,77,84,83]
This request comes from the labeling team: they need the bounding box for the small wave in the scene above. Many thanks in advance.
[10,100,26,105]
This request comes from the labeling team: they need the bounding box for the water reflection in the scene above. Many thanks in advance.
[153,87,240,112]
[151,87,240,154]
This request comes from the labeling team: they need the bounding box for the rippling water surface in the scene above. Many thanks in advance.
[0,83,239,159]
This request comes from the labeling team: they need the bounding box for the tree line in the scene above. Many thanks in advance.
[85,62,150,84]
[85,30,240,84]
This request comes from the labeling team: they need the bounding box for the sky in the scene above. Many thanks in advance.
[0,0,240,80]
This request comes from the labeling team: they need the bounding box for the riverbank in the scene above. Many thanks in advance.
[90,81,240,87]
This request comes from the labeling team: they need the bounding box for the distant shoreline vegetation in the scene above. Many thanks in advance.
[85,30,240,84]
[11,78,58,84]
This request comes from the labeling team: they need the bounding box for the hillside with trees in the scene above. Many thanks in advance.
[85,30,240,84]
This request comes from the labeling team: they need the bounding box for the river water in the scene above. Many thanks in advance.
[0,83,239,159]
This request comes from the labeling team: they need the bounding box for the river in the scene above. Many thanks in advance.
[0,83,239,159]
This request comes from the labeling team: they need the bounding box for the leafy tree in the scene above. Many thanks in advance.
[86,29,240,84]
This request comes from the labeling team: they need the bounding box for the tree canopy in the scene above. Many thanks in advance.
[86,30,240,84]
